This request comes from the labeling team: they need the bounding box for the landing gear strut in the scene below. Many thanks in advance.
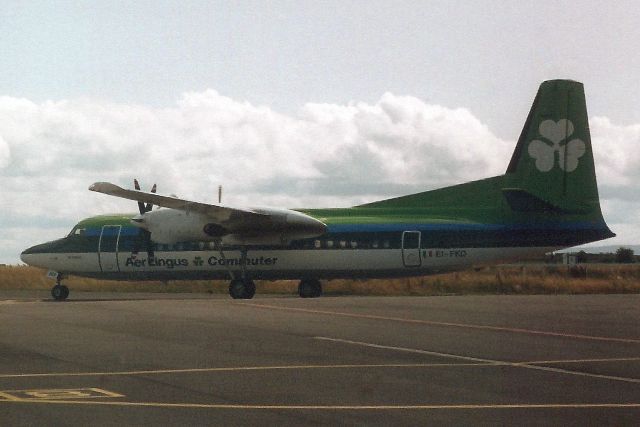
[219,244,256,299]
[51,273,69,301]
[298,279,322,298]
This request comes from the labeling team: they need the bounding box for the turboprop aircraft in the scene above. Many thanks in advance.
[21,80,615,300]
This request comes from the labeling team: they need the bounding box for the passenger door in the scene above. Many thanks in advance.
[98,225,122,273]
[402,231,422,267]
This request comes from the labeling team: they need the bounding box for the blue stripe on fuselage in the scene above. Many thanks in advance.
[326,221,608,233]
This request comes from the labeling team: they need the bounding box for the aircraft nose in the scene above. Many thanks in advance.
[20,241,59,268]
[20,244,40,266]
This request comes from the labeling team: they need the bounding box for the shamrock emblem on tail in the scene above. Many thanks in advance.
[528,119,586,172]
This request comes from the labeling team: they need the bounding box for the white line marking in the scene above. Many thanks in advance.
[1,357,638,380]
[315,337,640,384]
[240,302,640,344]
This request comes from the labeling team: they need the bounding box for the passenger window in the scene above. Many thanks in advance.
[339,240,347,248]
[350,241,358,249]
[314,240,322,249]
[326,240,334,249]
[372,240,379,249]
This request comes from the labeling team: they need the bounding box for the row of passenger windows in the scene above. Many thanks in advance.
[115,237,400,252]
[149,239,396,251]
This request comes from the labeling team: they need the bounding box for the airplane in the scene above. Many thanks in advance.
[21,79,615,301]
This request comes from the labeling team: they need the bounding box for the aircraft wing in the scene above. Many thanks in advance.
[88,182,267,223]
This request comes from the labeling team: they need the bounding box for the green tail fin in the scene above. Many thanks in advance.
[502,80,601,214]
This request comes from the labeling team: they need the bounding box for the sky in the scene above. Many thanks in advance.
[1,0,639,263]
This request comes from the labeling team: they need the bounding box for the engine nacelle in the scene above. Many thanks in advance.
[131,207,326,246]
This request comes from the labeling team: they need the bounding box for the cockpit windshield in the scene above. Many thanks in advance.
[67,226,86,237]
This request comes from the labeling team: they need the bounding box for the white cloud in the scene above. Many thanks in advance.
[591,117,640,191]
[0,90,638,263]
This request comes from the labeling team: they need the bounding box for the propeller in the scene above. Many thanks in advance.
[132,179,157,259]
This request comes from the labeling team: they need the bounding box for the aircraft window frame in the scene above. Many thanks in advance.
[68,226,86,237]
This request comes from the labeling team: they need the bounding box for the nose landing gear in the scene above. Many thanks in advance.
[51,273,69,301]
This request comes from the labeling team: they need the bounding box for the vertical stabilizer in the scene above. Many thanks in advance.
[503,80,601,214]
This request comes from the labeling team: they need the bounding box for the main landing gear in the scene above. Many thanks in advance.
[220,246,256,299]
[51,273,69,301]
[228,278,256,299]
[218,244,323,299]
[298,279,322,298]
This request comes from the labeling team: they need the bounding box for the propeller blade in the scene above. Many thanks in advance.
[133,179,146,215]
[145,183,156,212]
[132,179,155,258]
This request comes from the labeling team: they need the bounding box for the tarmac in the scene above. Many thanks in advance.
[0,291,639,425]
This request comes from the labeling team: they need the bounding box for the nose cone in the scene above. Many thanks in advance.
[20,240,63,268]
[21,242,47,266]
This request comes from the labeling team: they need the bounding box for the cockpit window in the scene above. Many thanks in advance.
[68,226,86,237]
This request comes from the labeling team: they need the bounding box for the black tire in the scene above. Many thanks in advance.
[51,285,67,301]
[61,285,70,300]
[229,279,246,299]
[298,279,322,298]
[244,280,256,299]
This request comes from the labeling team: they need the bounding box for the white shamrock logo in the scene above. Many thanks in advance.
[528,119,586,172]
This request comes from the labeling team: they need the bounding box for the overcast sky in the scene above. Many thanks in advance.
[1,1,639,263]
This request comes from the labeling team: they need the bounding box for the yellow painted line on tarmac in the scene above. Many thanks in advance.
[1,399,640,410]
[0,388,124,400]
[316,337,640,384]
[239,302,640,344]
[0,362,495,379]
[0,391,19,401]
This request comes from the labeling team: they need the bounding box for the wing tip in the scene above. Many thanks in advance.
[88,182,122,193]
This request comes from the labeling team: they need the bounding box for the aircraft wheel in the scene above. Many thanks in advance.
[298,279,322,298]
[228,279,256,299]
[51,284,69,301]
[245,280,256,299]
